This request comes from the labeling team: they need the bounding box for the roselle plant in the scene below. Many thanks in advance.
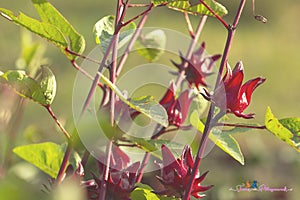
[0,0,299,200]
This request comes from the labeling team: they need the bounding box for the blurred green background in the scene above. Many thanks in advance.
[0,0,299,200]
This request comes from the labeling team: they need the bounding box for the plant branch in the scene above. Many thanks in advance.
[98,140,113,200]
[56,141,72,184]
[216,123,266,129]
[122,3,153,27]
[183,1,246,199]
[71,60,104,89]
[45,105,70,139]
[116,9,150,77]
[184,12,195,38]
[66,48,101,64]
[128,3,151,8]
[175,15,207,88]
[199,0,229,29]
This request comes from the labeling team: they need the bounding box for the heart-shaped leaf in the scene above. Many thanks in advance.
[32,0,85,59]
[135,29,166,62]
[13,142,81,178]
[190,110,244,165]
[265,107,300,152]
[151,0,228,17]
[0,9,67,48]
[98,72,168,127]
[0,0,85,60]
[93,15,136,53]
[0,67,56,106]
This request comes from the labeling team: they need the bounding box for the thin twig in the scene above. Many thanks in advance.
[216,123,266,129]
[183,1,246,199]
[45,105,71,139]
[56,141,72,184]
[122,3,154,27]
[175,15,208,88]
[116,9,150,77]
[199,0,229,29]
[184,12,195,38]
[71,60,104,89]
[66,48,101,64]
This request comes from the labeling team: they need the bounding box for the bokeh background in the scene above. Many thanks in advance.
[0,0,299,200]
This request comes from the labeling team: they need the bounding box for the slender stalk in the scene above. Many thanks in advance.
[99,1,123,199]
[199,0,229,29]
[122,3,153,27]
[56,141,72,184]
[45,105,70,139]
[183,1,246,199]
[216,123,266,129]
[98,140,113,200]
[116,8,150,77]
[175,15,207,88]
[137,15,207,183]
[184,12,195,38]
[71,60,104,89]
[66,48,101,64]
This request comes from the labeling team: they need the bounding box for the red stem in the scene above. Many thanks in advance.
[216,123,266,129]
[45,105,70,139]
[183,1,246,199]
[122,3,153,27]
[184,12,195,38]
[56,141,72,184]
[71,60,104,89]
[116,7,150,77]
[137,14,207,184]
[199,0,229,29]
[175,15,207,88]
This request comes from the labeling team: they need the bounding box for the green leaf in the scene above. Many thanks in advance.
[13,142,81,178]
[0,70,47,105]
[131,183,160,200]
[98,72,168,127]
[129,137,161,159]
[265,107,300,152]
[35,66,56,105]
[93,15,136,53]
[168,0,228,16]
[152,0,227,16]
[32,0,85,59]
[135,29,166,62]
[0,68,56,106]
[17,29,43,72]
[0,8,67,48]
[190,111,244,165]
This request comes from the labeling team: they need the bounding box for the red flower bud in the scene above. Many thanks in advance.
[157,145,213,198]
[213,61,266,118]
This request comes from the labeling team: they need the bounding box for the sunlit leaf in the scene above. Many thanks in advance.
[190,111,244,165]
[131,183,160,200]
[0,68,56,106]
[135,29,166,62]
[151,0,228,17]
[265,107,300,152]
[93,15,136,53]
[98,72,168,127]
[32,0,85,59]
[0,0,85,60]
[0,70,47,105]
[168,0,227,16]
[13,142,81,178]
[35,66,56,105]
[0,8,67,48]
